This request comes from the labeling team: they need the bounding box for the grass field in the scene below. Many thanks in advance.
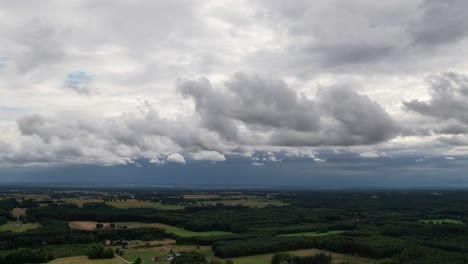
[202,199,288,208]
[123,244,212,264]
[106,199,184,210]
[420,219,464,224]
[214,248,375,264]
[279,230,346,237]
[48,256,122,264]
[182,194,221,199]
[0,221,41,233]
[68,221,233,237]
[50,247,374,264]
[62,198,103,207]
[169,229,233,237]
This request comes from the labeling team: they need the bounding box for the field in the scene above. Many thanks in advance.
[11,207,26,218]
[122,244,212,264]
[2,188,468,264]
[201,199,288,208]
[279,230,346,237]
[212,249,375,264]
[0,221,41,232]
[49,256,121,264]
[420,219,464,224]
[106,199,184,210]
[69,221,233,237]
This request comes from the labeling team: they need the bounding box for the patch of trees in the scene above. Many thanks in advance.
[0,216,8,225]
[0,248,52,264]
[87,244,114,259]
[176,233,266,245]
[171,251,207,264]
[0,220,170,251]
[271,252,332,264]
[212,235,406,259]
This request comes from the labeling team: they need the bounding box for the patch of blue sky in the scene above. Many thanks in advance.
[64,71,94,85]
[0,52,8,68]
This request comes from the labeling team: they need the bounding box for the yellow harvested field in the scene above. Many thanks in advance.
[69,221,100,230]
[11,208,27,218]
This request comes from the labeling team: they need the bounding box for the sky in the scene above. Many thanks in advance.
[1,0,468,187]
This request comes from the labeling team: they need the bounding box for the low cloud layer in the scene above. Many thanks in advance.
[1,73,398,166]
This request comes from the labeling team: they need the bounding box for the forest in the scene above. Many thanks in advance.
[0,186,467,264]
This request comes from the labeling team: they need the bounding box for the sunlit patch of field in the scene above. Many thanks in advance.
[68,221,232,237]
[213,248,376,264]
[420,219,464,224]
[11,208,27,218]
[69,221,101,230]
[279,230,346,237]
[201,199,288,208]
[106,199,184,210]
[62,198,103,207]
[0,221,41,233]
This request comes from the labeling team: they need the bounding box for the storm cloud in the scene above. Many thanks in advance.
[179,73,398,147]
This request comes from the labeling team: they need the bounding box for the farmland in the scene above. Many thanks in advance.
[0,221,41,233]
[1,187,468,264]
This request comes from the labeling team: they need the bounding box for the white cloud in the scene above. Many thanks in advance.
[252,161,265,166]
[190,151,226,162]
[166,153,186,164]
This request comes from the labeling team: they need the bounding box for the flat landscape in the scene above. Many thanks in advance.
[1,187,468,264]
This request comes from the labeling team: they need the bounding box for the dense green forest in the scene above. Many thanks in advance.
[0,186,468,264]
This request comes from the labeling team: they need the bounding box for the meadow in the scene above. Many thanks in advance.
[0,221,41,232]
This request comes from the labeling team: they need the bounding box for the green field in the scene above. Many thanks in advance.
[111,222,233,238]
[48,256,121,264]
[279,230,346,237]
[213,248,375,264]
[68,221,233,237]
[122,244,212,264]
[0,221,41,233]
[169,229,233,237]
[107,222,233,237]
[106,200,184,210]
[201,199,288,208]
[420,219,464,224]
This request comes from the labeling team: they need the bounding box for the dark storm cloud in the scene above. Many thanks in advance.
[410,0,468,47]
[404,72,468,128]
[179,73,398,147]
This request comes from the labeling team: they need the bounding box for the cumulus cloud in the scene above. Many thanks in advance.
[410,0,468,47]
[404,72,468,131]
[190,151,226,162]
[166,153,186,164]
[179,73,398,147]
[252,161,265,166]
